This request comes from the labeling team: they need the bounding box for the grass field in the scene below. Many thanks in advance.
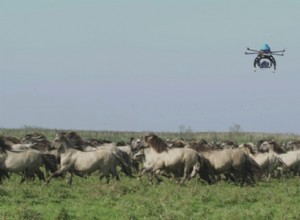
[0,128,300,220]
[0,174,299,220]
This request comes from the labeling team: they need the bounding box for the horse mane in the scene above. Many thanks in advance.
[0,137,13,152]
[171,140,186,148]
[53,133,77,151]
[23,132,51,151]
[243,143,256,154]
[220,140,238,149]
[24,132,47,141]
[145,134,168,153]
[167,139,186,148]
[0,135,20,145]
[87,138,111,147]
[270,141,286,154]
[60,131,84,150]
[188,139,212,152]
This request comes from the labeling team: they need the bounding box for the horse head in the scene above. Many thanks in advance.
[144,133,168,153]
[51,133,70,153]
[132,148,145,161]
[284,140,300,151]
[258,141,272,153]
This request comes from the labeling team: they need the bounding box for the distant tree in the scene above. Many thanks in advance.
[227,124,242,141]
[229,123,242,133]
[179,125,193,140]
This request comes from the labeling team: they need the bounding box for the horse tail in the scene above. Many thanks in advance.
[41,153,58,174]
[0,168,10,184]
[197,154,213,184]
[244,154,261,182]
[113,151,133,178]
[277,157,287,169]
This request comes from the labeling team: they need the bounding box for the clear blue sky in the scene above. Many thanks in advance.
[1,1,300,133]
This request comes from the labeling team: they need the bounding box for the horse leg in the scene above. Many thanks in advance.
[106,175,111,184]
[46,166,69,185]
[153,170,163,183]
[99,173,110,184]
[190,163,200,179]
[136,168,151,184]
[35,169,45,181]
[137,168,146,181]
[225,173,238,184]
[66,172,73,187]
[20,175,26,184]
[180,165,191,184]
[110,167,119,181]
[138,165,154,183]
[20,169,33,183]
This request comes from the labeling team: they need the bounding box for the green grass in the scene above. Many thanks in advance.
[0,128,300,219]
[0,174,299,220]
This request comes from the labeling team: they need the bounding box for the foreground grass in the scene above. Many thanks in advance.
[0,174,299,220]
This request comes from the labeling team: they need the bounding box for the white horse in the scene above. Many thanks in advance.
[239,143,285,181]
[133,134,201,184]
[277,150,300,176]
[0,138,57,183]
[197,148,260,186]
[283,141,300,151]
[51,132,133,178]
[47,133,129,186]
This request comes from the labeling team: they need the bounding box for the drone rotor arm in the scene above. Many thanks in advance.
[245,52,259,55]
[247,48,260,52]
[271,53,284,56]
[271,50,286,53]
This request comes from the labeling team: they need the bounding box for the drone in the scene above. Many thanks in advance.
[245,44,285,73]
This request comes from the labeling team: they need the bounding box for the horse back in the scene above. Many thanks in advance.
[3,149,43,171]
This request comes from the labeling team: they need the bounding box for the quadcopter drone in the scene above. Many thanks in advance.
[245,44,285,73]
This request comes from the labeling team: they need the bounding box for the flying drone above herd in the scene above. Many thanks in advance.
[245,44,285,73]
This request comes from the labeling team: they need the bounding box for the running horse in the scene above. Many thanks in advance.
[134,134,201,184]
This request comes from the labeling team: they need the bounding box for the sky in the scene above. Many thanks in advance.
[1,1,300,133]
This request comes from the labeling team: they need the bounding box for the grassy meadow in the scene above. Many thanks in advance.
[0,174,299,220]
[0,128,300,219]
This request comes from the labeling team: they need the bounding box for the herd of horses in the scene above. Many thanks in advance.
[0,132,299,187]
